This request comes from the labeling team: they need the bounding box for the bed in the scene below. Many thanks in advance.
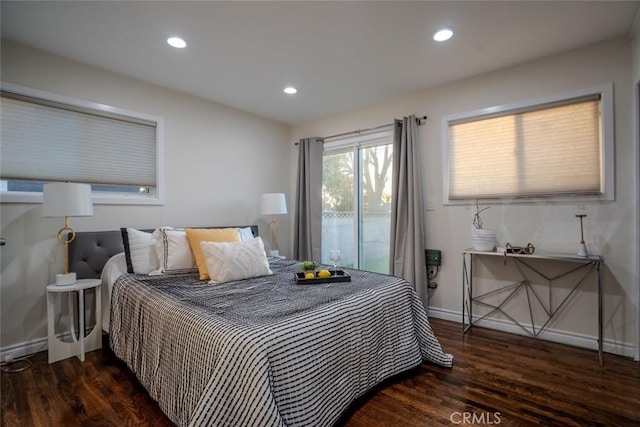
[69,226,453,427]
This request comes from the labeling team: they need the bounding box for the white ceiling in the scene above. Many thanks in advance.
[2,1,639,125]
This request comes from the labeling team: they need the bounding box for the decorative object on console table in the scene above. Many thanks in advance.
[505,242,535,255]
[260,192,287,257]
[471,199,496,251]
[42,182,94,285]
[576,214,588,257]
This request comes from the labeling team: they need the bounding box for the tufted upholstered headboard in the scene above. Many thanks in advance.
[68,225,259,280]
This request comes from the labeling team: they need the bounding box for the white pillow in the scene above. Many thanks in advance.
[123,228,159,274]
[200,236,272,284]
[151,228,197,274]
[237,227,255,242]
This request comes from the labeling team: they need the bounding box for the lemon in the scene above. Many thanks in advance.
[317,269,331,278]
[304,272,316,279]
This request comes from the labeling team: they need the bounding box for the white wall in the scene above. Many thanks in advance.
[0,41,292,356]
[292,38,638,358]
[631,10,640,360]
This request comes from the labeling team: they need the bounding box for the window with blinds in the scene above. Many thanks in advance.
[444,84,614,202]
[0,83,164,204]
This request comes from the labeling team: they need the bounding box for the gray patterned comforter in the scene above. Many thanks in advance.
[110,258,453,427]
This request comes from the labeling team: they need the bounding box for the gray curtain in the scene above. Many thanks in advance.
[389,115,428,304]
[293,137,324,261]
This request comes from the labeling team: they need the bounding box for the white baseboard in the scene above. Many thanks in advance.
[0,337,47,362]
[428,306,463,323]
[0,328,102,362]
[428,306,636,359]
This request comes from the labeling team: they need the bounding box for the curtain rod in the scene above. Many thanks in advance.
[294,115,427,145]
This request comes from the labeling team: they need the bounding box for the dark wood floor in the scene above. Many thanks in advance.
[2,318,639,426]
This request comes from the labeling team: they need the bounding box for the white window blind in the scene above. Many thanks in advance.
[1,90,157,187]
[447,94,604,200]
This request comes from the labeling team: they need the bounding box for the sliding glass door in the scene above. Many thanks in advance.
[321,132,393,273]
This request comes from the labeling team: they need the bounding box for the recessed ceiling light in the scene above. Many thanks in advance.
[167,37,187,48]
[433,28,454,42]
[284,87,297,95]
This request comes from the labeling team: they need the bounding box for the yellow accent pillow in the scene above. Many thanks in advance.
[185,228,240,280]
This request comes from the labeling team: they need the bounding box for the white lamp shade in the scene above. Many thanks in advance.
[42,182,94,217]
[260,193,287,215]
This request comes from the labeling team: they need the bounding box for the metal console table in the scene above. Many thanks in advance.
[462,249,603,365]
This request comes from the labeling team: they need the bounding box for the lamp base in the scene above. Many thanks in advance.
[55,272,77,286]
[577,243,589,258]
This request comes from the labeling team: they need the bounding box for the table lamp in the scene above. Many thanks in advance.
[259,193,287,256]
[43,182,94,285]
[575,214,588,257]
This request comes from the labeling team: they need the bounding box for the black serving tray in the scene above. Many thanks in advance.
[295,270,351,284]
